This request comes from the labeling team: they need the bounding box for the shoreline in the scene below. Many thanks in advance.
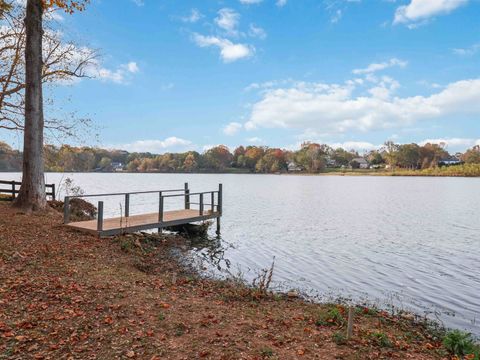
[1,202,478,358]
[1,169,480,178]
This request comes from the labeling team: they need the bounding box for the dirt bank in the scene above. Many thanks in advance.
[0,203,453,359]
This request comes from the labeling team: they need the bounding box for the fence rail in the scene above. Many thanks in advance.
[0,180,55,201]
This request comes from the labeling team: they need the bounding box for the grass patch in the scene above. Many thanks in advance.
[332,331,347,345]
[157,312,165,321]
[259,347,275,358]
[443,330,480,358]
[174,323,187,337]
[315,306,345,327]
[369,332,392,348]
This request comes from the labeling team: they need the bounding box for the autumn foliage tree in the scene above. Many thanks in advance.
[203,145,233,170]
[0,1,11,16]
[461,145,480,164]
[13,0,89,212]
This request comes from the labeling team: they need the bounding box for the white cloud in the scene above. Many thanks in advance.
[245,77,480,135]
[192,33,254,62]
[331,9,343,23]
[249,24,267,39]
[418,80,442,89]
[352,58,407,75]
[116,137,193,153]
[324,0,361,24]
[215,8,240,36]
[223,122,243,136]
[131,0,144,6]
[202,144,233,152]
[181,9,202,23]
[453,43,480,56]
[44,9,64,22]
[93,61,140,84]
[394,0,468,26]
[419,138,480,150]
[276,0,287,7]
[96,68,125,84]
[246,137,264,143]
[161,83,175,91]
[240,0,263,4]
[244,79,295,92]
[329,141,379,152]
[126,62,139,73]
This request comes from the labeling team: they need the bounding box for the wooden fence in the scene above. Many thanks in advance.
[0,180,55,201]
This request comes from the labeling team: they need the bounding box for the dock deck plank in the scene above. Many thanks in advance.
[66,209,217,236]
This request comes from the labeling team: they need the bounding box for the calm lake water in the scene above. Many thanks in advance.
[4,172,480,335]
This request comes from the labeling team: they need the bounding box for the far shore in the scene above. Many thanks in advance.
[2,167,480,178]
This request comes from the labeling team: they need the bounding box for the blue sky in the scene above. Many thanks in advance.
[4,0,480,153]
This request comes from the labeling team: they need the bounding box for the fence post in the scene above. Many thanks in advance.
[51,184,56,201]
[125,193,130,217]
[158,192,163,222]
[11,181,15,200]
[64,196,70,224]
[218,184,223,215]
[211,192,214,213]
[97,201,104,232]
[184,182,190,209]
[199,193,204,216]
[158,192,164,233]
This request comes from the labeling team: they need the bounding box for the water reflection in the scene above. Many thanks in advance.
[183,233,233,272]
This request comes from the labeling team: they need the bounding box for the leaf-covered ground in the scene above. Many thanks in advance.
[0,203,450,359]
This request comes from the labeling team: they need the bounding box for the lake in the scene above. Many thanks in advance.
[4,172,480,335]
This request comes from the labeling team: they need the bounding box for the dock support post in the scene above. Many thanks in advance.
[51,183,56,201]
[216,184,222,236]
[97,201,104,232]
[216,217,221,236]
[347,307,354,340]
[199,193,204,216]
[64,196,70,224]
[125,193,130,217]
[184,182,190,209]
[158,192,163,233]
[11,181,15,200]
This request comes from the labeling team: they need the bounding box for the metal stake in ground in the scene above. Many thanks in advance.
[347,307,354,340]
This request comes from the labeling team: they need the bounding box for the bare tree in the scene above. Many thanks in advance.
[8,0,90,211]
[12,0,47,210]
[0,3,97,136]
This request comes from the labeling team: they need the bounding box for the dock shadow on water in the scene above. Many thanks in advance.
[166,221,234,274]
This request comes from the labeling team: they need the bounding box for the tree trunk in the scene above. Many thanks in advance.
[13,0,46,211]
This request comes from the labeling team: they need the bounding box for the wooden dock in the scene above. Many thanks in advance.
[64,183,222,237]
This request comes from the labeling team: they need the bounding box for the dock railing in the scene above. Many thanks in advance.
[0,180,55,201]
[63,182,223,235]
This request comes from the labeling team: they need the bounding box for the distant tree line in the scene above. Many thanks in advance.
[1,141,479,173]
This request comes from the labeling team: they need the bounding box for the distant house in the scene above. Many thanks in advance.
[287,161,303,172]
[350,157,369,169]
[325,156,337,167]
[438,156,462,166]
[111,162,124,172]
